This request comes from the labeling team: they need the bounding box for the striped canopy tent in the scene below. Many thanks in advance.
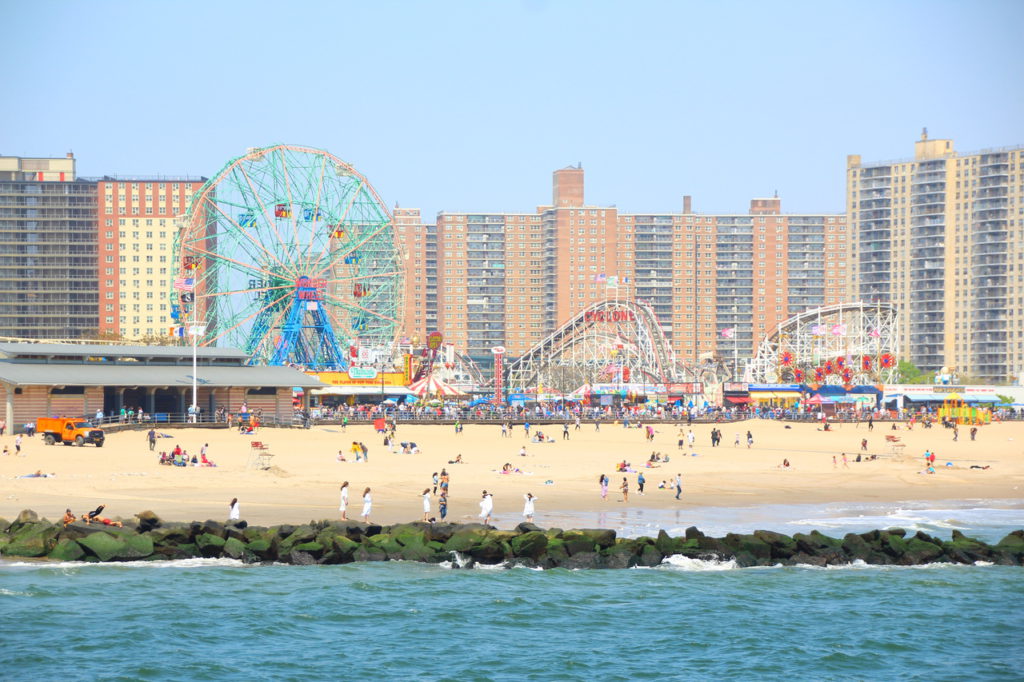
[408,374,466,398]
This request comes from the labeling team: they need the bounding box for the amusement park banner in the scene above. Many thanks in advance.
[308,371,409,388]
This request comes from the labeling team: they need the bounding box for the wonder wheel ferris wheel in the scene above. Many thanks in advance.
[173,144,403,369]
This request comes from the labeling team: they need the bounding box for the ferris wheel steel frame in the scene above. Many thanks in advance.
[746,302,900,385]
[173,144,403,370]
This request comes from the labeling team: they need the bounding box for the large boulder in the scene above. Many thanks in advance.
[560,532,597,556]
[8,509,39,534]
[754,530,797,561]
[118,534,155,561]
[577,529,616,549]
[444,527,490,553]
[245,539,276,561]
[901,537,945,565]
[943,530,993,564]
[722,533,772,563]
[510,531,548,559]
[5,522,59,557]
[279,525,318,555]
[195,532,226,558]
[222,537,247,560]
[49,538,85,562]
[135,510,162,533]
[637,543,664,567]
[602,539,641,569]
[352,545,388,562]
[561,551,604,569]
[78,531,126,562]
[467,536,510,564]
[148,524,193,547]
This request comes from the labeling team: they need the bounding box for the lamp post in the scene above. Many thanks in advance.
[189,322,207,423]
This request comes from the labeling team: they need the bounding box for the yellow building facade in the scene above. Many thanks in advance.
[847,132,1024,382]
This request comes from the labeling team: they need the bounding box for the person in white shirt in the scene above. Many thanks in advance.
[422,488,432,522]
[339,481,349,521]
[361,487,372,523]
[228,497,240,521]
[522,493,536,523]
[479,490,493,526]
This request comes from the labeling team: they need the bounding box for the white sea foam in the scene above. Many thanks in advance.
[658,555,739,571]
[0,557,245,571]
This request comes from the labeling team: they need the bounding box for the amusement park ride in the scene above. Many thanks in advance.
[745,302,900,386]
[173,144,403,371]
[171,144,892,403]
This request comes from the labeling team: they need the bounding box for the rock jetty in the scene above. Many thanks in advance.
[2,510,1021,569]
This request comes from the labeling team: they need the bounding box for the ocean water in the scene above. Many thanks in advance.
[2,500,1022,681]
[1,559,1021,680]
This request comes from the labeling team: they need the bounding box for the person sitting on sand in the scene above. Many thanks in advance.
[779,459,791,469]
[62,508,77,527]
[448,454,463,464]
[200,453,216,467]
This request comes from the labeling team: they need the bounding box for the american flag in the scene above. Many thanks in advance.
[173,277,195,291]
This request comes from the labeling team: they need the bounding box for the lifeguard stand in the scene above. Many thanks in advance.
[247,441,274,470]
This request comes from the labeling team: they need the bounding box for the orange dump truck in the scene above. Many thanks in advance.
[36,417,105,447]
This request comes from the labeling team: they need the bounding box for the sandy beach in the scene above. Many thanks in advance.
[1,419,1021,527]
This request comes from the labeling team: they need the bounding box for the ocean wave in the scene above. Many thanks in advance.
[0,557,246,571]
[657,555,740,571]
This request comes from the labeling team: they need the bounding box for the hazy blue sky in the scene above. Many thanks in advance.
[3,1,1021,216]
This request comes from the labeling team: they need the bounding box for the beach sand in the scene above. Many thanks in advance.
[1,419,1021,527]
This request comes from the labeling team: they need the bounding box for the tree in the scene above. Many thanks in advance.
[896,360,931,384]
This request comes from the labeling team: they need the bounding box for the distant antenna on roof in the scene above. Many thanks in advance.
[921,127,928,141]
[774,189,778,198]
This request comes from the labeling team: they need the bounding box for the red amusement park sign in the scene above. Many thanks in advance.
[584,310,636,323]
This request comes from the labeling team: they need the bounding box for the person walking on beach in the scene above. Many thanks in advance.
[524,421,531,438]
[861,438,868,452]
[970,426,978,441]
[867,417,874,431]
[339,481,349,520]
[599,474,609,500]
[953,426,959,442]
[575,416,581,431]
[479,490,493,526]
[360,442,369,462]
[674,473,683,500]
[15,434,23,455]
[523,493,536,523]
[620,477,629,503]
[563,422,570,440]
[746,431,754,449]
[422,488,432,522]
[833,454,837,469]
[594,418,600,432]
[637,471,646,496]
[432,472,439,495]
[734,432,740,447]
[228,497,240,521]
[147,428,156,451]
[361,487,372,523]
[501,422,508,438]
[438,491,448,520]
[842,452,849,468]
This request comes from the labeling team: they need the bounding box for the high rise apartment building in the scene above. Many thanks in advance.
[0,154,98,339]
[401,168,847,365]
[847,133,1024,382]
[96,177,202,339]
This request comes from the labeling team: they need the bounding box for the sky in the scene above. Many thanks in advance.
[3,0,1022,217]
